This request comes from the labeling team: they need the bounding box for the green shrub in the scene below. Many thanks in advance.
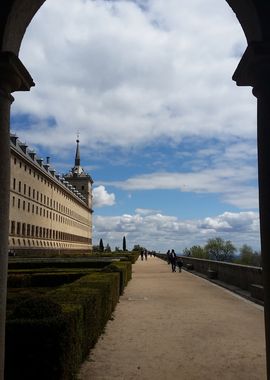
[12,296,62,319]
[5,272,122,380]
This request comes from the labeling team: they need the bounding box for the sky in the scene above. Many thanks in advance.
[11,0,260,253]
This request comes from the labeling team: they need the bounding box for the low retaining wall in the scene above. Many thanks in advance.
[157,254,263,299]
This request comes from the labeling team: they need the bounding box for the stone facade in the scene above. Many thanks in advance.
[9,134,93,252]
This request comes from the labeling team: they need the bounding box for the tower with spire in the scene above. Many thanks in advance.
[64,134,93,209]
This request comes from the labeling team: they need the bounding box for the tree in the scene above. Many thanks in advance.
[105,243,111,252]
[237,244,261,267]
[183,245,209,259]
[122,236,127,251]
[132,244,145,252]
[99,238,104,252]
[204,237,236,262]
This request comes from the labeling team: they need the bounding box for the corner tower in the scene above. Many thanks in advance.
[64,136,93,209]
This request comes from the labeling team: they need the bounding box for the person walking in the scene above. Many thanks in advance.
[177,257,183,272]
[140,249,144,261]
[170,249,177,272]
[166,250,171,265]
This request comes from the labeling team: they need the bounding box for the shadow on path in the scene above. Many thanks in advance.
[78,257,266,380]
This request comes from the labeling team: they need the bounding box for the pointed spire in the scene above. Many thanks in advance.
[75,131,80,167]
[71,132,84,176]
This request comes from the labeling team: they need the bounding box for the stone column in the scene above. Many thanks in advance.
[254,72,270,380]
[233,43,270,379]
[0,52,34,380]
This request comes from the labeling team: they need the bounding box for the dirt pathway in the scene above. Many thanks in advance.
[78,256,266,380]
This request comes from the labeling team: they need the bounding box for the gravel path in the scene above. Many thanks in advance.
[78,256,266,380]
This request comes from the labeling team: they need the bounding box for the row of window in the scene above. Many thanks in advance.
[12,177,81,215]
[9,237,92,248]
[13,155,89,204]
[10,220,91,243]
[11,195,90,231]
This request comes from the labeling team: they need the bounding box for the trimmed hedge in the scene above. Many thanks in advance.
[5,272,121,380]
[8,259,112,270]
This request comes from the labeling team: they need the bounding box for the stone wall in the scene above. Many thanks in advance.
[157,254,263,292]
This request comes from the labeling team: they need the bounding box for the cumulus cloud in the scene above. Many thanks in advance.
[93,210,260,252]
[13,0,255,152]
[93,185,115,208]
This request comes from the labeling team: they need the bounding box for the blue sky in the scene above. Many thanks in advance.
[11,0,260,252]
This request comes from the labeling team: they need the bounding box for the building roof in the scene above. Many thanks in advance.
[10,133,90,205]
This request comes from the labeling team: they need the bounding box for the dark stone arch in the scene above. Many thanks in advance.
[0,1,270,380]
[0,0,45,55]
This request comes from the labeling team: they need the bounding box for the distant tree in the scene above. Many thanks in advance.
[92,245,99,252]
[204,237,236,262]
[123,236,127,251]
[236,244,261,267]
[183,245,209,259]
[99,238,104,252]
[105,243,111,252]
[132,244,145,252]
[115,246,121,252]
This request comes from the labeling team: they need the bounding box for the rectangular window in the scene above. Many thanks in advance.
[28,186,31,197]
[36,206,38,215]
[24,184,26,194]
[18,181,21,192]
[12,196,15,207]
[13,178,16,190]
[17,222,21,235]
[33,189,35,199]
[23,201,25,210]
[28,202,30,212]
[37,191,39,201]
[18,199,20,209]
[24,164,27,171]
[32,204,34,213]
[11,221,15,235]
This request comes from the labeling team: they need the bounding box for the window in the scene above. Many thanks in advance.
[37,191,39,201]
[33,189,35,199]
[32,204,34,213]
[24,184,26,194]
[22,223,26,236]
[28,202,30,212]
[36,206,38,214]
[24,164,27,171]
[28,186,31,197]
[27,224,30,236]
[11,221,15,235]
[17,222,21,235]
[31,225,35,237]
[81,185,85,190]
[23,201,25,210]
[13,178,16,190]
[12,196,15,207]
[18,181,21,192]
[18,199,20,209]
[14,158,16,165]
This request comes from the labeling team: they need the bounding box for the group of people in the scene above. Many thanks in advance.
[166,249,183,272]
[140,249,156,261]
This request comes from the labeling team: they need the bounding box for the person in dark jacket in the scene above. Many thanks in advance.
[170,249,177,272]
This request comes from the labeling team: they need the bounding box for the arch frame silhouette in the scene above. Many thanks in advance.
[1,1,270,379]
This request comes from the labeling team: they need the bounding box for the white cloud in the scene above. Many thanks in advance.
[93,185,115,208]
[13,0,255,152]
[93,210,260,252]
